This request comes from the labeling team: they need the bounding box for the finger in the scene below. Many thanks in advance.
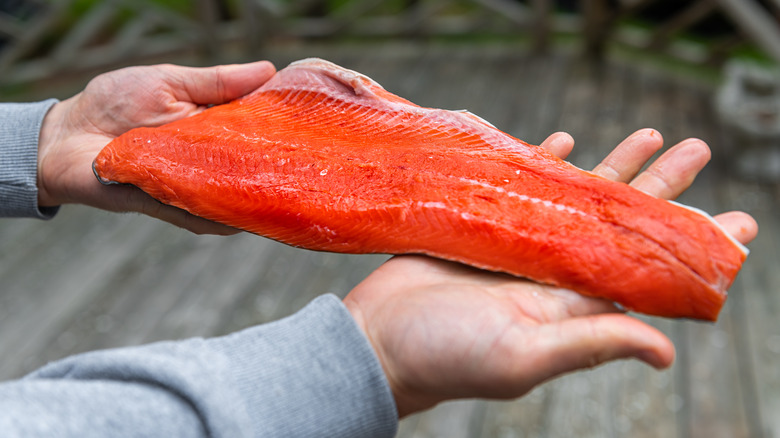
[539,132,574,159]
[715,211,759,245]
[629,138,711,200]
[591,128,664,182]
[139,200,240,236]
[104,185,241,235]
[159,206,241,236]
[173,61,277,105]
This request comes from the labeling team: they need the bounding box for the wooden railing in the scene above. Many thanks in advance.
[2,0,780,89]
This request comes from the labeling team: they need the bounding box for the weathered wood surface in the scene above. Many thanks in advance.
[1,42,778,437]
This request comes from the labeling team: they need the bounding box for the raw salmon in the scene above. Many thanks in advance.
[93,58,748,321]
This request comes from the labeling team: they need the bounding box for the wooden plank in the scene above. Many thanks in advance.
[724,191,780,437]
[0,207,161,379]
[712,114,779,437]
[499,53,571,146]
[405,400,488,437]
[665,78,755,438]
[550,57,605,168]
[476,389,549,437]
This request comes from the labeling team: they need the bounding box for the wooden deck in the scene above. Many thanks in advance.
[1,42,779,437]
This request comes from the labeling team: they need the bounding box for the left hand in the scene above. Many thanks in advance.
[36,61,276,234]
[344,129,758,417]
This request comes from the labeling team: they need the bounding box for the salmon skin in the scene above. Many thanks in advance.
[93,58,748,321]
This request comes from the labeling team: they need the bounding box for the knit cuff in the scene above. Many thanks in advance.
[0,99,60,219]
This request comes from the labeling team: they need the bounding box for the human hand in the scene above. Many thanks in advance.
[36,61,276,234]
[344,128,758,417]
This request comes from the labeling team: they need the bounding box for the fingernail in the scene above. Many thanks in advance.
[551,132,574,148]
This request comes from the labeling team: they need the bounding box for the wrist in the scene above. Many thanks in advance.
[36,98,74,207]
[343,297,433,418]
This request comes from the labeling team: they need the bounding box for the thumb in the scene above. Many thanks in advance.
[172,61,277,105]
[532,314,675,381]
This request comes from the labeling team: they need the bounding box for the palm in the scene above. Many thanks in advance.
[344,129,758,417]
[347,255,669,417]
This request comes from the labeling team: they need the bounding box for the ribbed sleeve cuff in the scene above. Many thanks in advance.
[210,294,399,437]
[0,99,60,219]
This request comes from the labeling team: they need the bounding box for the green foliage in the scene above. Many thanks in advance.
[54,0,195,18]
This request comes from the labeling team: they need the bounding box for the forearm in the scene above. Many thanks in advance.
[0,294,398,437]
[0,100,59,218]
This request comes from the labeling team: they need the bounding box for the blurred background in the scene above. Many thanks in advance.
[5,0,780,178]
[1,1,780,437]
[1,0,780,92]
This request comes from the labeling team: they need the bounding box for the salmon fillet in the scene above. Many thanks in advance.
[93,58,748,321]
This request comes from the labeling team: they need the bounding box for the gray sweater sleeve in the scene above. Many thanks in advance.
[0,294,399,437]
[0,100,60,219]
